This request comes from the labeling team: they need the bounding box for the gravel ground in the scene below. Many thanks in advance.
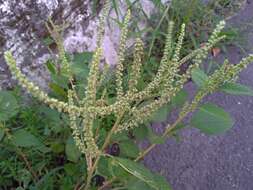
[144,1,253,190]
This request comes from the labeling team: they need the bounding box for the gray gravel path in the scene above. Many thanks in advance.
[144,1,253,190]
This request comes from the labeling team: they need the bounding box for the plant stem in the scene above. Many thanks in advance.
[98,112,187,189]
[135,113,184,161]
[135,91,206,161]
[84,156,100,190]
[148,4,170,57]
[98,177,117,190]
[98,95,204,189]
[102,111,125,150]
[83,111,125,190]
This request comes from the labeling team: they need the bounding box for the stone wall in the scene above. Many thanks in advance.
[0,0,170,90]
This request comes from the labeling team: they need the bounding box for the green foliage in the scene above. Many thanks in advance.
[0,90,86,189]
[119,140,139,158]
[65,137,82,163]
[0,127,4,141]
[143,0,244,73]
[191,103,234,135]
[114,157,172,190]
[12,129,44,149]
[151,104,171,122]
[0,91,19,122]
[1,1,252,190]
[220,82,253,96]
[191,68,209,87]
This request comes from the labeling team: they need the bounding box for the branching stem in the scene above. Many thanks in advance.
[83,111,125,190]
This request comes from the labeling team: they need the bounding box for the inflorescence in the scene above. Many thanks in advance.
[4,3,253,160]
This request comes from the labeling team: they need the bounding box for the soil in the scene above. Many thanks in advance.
[144,1,253,190]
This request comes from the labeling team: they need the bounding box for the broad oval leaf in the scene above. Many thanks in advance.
[97,156,112,177]
[191,103,234,135]
[133,125,148,140]
[220,82,253,96]
[65,137,81,163]
[0,91,19,122]
[70,52,91,77]
[151,104,171,122]
[64,163,79,176]
[49,82,68,99]
[12,129,42,147]
[72,52,93,65]
[171,89,188,107]
[114,157,171,190]
[191,68,208,87]
[119,140,139,158]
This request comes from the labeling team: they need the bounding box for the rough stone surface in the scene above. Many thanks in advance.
[0,0,92,89]
[0,0,162,90]
[144,1,253,190]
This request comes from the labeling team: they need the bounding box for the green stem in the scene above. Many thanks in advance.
[148,5,170,57]
[134,113,184,161]
[83,111,125,190]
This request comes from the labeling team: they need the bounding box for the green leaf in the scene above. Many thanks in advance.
[133,125,148,140]
[151,104,171,122]
[147,127,166,145]
[126,178,154,190]
[49,83,68,99]
[73,52,93,65]
[46,60,56,74]
[32,166,64,189]
[150,90,187,123]
[12,129,51,152]
[153,174,172,190]
[51,74,69,89]
[97,156,112,177]
[16,187,25,190]
[220,82,253,96]
[65,137,81,163]
[191,68,208,87]
[171,89,188,107]
[111,131,129,142]
[51,142,65,153]
[97,156,129,179]
[114,157,171,190]
[70,63,89,77]
[110,163,130,179]
[64,163,79,176]
[38,105,61,122]
[0,91,19,122]
[0,127,4,141]
[191,103,234,135]
[12,129,42,147]
[119,140,139,158]
[43,36,54,46]
[170,123,186,133]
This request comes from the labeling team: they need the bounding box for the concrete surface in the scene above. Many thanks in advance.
[144,1,253,190]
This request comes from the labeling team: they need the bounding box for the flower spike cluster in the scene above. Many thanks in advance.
[4,2,253,166]
[116,9,131,99]
[128,38,144,93]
